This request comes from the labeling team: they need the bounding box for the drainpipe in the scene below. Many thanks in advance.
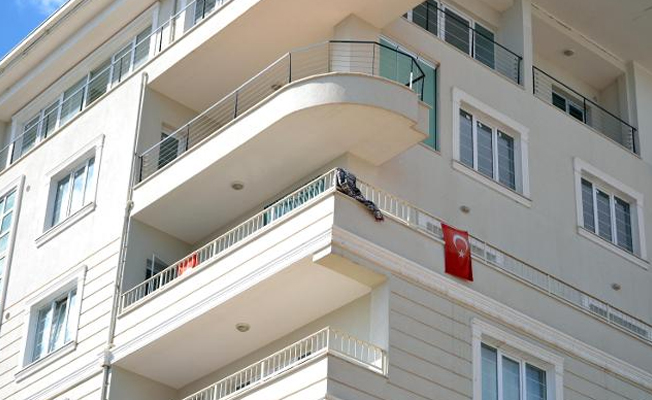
[100,71,149,400]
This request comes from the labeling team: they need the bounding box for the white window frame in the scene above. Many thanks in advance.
[472,319,564,400]
[552,89,585,123]
[0,176,25,331]
[37,135,104,247]
[452,88,530,206]
[16,265,86,381]
[573,158,648,268]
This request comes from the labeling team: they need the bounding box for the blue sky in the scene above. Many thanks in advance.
[0,0,68,59]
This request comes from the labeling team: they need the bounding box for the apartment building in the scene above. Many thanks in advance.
[0,0,650,399]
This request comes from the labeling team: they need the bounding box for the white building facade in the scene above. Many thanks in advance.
[0,0,651,399]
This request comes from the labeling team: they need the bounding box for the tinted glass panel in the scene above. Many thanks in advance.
[476,121,493,178]
[481,345,498,400]
[474,23,495,68]
[444,9,470,54]
[502,356,521,400]
[525,364,547,400]
[596,190,612,241]
[497,131,515,189]
[614,197,633,252]
[581,179,595,232]
[459,110,474,168]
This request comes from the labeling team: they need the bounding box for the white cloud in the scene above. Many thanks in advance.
[17,0,69,15]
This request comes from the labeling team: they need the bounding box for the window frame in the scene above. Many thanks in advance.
[17,266,86,380]
[573,158,647,267]
[0,177,25,332]
[452,88,530,205]
[472,319,564,400]
[37,136,104,247]
[50,157,96,228]
[459,109,517,189]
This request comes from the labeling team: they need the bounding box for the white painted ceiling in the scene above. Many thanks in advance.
[534,0,652,72]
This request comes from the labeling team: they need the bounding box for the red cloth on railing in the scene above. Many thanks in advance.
[177,253,198,276]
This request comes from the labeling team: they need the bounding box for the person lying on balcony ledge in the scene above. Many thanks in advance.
[335,168,384,221]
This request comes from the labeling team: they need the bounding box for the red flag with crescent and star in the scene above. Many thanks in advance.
[442,223,473,281]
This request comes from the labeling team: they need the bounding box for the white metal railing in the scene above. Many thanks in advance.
[355,180,652,344]
[182,327,386,400]
[1,0,233,175]
[120,169,339,311]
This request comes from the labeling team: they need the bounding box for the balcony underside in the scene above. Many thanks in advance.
[146,0,425,112]
[114,256,375,388]
[132,73,428,243]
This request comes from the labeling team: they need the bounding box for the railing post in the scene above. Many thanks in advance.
[583,98,587,124]
[517,57,522,86]
[288,53,292,83]
[233,91,239,119]
[138,155,144,183]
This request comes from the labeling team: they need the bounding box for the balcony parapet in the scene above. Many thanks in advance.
[182,327,386,400]
[122,168,652,345]
[533,66,638,154]
[136,40,426,182]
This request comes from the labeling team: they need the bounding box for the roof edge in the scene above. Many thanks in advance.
[0,0,90,74]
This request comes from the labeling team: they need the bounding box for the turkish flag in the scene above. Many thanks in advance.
[442,224,473,281]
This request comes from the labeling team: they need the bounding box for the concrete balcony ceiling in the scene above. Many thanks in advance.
[147,0,426,112]
[132,73,429,243]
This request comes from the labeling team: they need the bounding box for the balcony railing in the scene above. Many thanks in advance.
[353,180,652,344]
[0,0,234,175]
[121,169,339,311]
[406,0,523,84]
[136,40,426,182]
[183,327,386,400]
[533,67,638,153]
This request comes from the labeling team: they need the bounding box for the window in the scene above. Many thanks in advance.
[574,158,647,265]
[31,289,77,363]
[11,26,152,165]
[453,89,529,203]
[145,255,169,295]
[380,38,438,149]
[459,109,516,190]
[19,266,85,376]
[472,320,563,400]
[481,344,547,400]
[552,89,584,123]
[158,131,183,169]
[51,158,96,227]
[0,187,18,303]
[194,0,218,23]
[581,178,634,253]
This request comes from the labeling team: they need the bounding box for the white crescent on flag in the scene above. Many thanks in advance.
[452,234,469,258]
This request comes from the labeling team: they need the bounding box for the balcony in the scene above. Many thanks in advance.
[113,167,652,392]
[533,67,637,153]
[131,41,429,243]
[180,328,385,400]
[532,7,638,153]
[405,0,523,84]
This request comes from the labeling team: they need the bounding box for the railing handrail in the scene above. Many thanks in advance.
[137,40,426,166]
[181,327,385,400]
[414,0,523,62]
[121,169,339,310]
[138,49,292,157]
[533,66,637,133]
